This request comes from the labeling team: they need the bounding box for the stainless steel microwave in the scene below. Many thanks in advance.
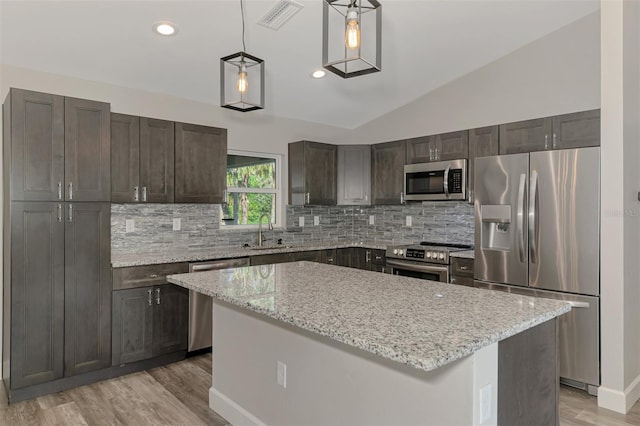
[404,159,467,201]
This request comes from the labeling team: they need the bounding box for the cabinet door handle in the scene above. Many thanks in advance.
[148,274,159,278]
[68,182,73,200]
[223,190,227,203]
[305,192,310,204]
[57,204,62,222]
[544,134,549,150]
[327,257,334,264]
[400,192,405,204]
[68,204,73,222]
[460,265,468,270]
[133,186,139,202]
[142,186,147,202]
[156,287,161,305]
[365,192,369,202]
[365,250,371,263]
[552,133,557,149]
[148,289,153,306]
[58,182,62,200]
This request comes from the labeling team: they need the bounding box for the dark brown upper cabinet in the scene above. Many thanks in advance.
[500,110,600,154]
[110,114,140,203]
[174,122,227,203]
[5,89,64,201]
[140,118,175,203]
[289,141,337,206]
[337,145,371,205]
[552,110,600,149]
[468,125,500,203]
[406,131,468,164]
[371,139,406,205]
[64,97,111,201]
[112,116,174,203]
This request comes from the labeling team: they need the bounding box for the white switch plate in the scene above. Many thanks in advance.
[125,219,135,233]
[299,217,304,227]
[480,384,492,423]
[369,215,375,225]
[314,216,320,226]
[406,216,412,227]
[277,361,287,388]
[173,218,181,231]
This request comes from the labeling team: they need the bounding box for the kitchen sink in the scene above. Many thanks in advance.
[244,245,293,251]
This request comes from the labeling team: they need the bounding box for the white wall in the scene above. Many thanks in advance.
[0,64,352,378]
[598,0,640,414]
[350,11,601,143]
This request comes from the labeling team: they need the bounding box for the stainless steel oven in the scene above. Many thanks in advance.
[386,242,473,283]
[386,259,449,282]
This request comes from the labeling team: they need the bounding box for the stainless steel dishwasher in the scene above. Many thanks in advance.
[188,257,250,354]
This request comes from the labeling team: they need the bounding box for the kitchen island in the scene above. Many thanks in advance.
[168,262,570,426]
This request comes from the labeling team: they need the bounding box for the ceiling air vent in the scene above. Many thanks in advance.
[257,0,303,30]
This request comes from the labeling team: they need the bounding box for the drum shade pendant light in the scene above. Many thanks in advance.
[221,0,265,112]
[322,0,381,78]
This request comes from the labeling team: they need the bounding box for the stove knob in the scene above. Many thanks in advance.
[426,252,432,258]
[439,253,445,260]
[398,249,404,256]
[393,249,398,255]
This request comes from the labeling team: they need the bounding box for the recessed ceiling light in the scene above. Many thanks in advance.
[311,69,326,79]
[153,21,178,36]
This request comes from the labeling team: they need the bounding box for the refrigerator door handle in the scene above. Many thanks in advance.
[516,173,527,262]
[529,170,539,263]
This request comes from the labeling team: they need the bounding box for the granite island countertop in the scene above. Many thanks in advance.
[111,240,388,267]
[167,261,570,372]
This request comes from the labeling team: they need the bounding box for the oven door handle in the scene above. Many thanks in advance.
[386,259,449,274]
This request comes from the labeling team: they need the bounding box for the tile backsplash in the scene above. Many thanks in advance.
[111,202,474,255]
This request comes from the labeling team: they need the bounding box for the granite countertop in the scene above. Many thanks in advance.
[111,240,388,268]
[450,250,475,259]
[167,262,570,372]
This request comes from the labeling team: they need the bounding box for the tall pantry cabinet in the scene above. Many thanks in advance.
[3,88,111,401]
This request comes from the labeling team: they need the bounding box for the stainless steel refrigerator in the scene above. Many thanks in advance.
[474,147,600,394]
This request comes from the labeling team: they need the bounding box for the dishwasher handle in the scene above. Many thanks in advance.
[189,258,250,272]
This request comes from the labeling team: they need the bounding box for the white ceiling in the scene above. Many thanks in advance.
[1,0,599,129]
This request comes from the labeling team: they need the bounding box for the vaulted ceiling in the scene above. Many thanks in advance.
[1,0,599,129]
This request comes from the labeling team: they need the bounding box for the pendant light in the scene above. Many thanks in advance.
[322,0,381,78]
[221,0,265,112]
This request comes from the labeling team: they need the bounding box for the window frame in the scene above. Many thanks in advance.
[221,149,283,229]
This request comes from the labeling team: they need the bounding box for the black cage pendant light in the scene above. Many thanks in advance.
[221,0,265,112]
[322,0,381,78]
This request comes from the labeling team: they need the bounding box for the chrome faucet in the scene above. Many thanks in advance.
[258,213,272,247]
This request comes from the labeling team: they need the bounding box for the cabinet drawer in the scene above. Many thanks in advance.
[113,263,189,290]
[451,257,473,278]
[450,275,474,287]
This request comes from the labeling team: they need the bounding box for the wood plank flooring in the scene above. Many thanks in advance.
[1,354,639,425]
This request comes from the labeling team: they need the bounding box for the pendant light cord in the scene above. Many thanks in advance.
[240,0,246,52]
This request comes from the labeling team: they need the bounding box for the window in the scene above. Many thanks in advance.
[220,151,281,227]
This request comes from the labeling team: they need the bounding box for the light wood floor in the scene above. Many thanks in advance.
[2,354,640,425]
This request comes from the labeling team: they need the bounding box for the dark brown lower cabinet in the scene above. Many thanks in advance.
[336,248,353,267]
[289,250,322,263]
[112,284,188,366]
[4,201,111,395]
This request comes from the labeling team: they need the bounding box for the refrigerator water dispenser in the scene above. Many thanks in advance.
[480,205,512,250]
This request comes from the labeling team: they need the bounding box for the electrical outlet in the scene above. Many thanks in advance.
[299,217,304,227]
[406,216,412,227]
[125,219,135,233]
[277,361,287,388]
[173,218,181,231]
[369,215,375,225]
[480,384,492,423]
[314,216,320,226]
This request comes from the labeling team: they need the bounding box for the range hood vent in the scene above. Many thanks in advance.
[257,0,303,30]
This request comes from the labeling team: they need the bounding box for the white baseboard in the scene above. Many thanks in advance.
[598,373,640,414]
[209,386,265,426]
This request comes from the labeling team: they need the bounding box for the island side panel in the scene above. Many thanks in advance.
[498,318,559,425]
[209,300,495,426]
